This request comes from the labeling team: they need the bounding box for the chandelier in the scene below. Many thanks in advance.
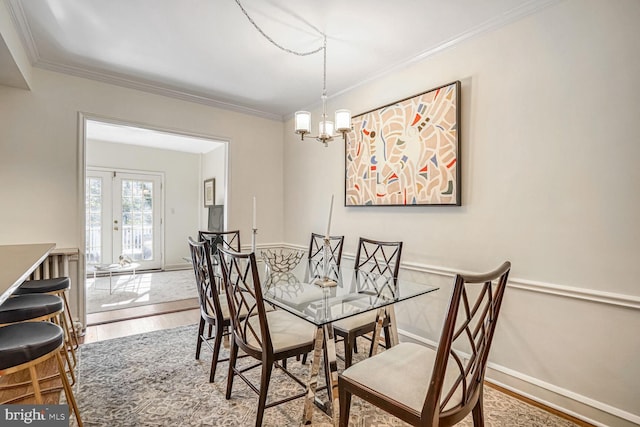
[235,0,351,147]
[294,36,351,146]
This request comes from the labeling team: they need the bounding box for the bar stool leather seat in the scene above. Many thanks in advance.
[0,294,63,324]
[13,277,70,295]
[0,322,63,370]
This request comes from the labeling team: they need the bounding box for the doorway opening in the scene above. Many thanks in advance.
[82,117,228,325]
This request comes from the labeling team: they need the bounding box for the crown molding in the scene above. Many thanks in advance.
[328,0,563,104]
[34,58,283,121]
[7,0,561,122]
[6,0,39,62]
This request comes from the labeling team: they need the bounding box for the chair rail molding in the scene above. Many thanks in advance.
[283,243,640,310]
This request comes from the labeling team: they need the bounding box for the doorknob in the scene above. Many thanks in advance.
[114,219,118,231]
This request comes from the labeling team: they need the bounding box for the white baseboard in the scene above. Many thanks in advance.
[397,328,640,426]
[163,263,191,271]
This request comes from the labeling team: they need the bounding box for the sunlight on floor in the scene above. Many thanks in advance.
[85,270,198,314]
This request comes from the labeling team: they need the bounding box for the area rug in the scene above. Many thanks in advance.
[85,269,198,313]
[68,324,578,427]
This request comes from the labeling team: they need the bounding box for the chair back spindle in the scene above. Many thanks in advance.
[218,247,272,357]
[307,232,344,281]
[198,230,241,263]
[353,237,403,293]
[188,237,225,326]
[423,261,511,425]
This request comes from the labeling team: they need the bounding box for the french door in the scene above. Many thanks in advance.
[86,169,163,269]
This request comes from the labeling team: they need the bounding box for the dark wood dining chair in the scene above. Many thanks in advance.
[217,246,317,427]
[198,230,241,264]
[188,236,234,382]
[338,261,511,427]
[307,232,345,282]
[332,237,403,368]
[299,232,345,364]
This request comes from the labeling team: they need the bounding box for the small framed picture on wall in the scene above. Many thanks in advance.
[204,178,215,207]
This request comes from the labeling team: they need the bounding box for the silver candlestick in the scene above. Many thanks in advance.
[251,228,257,253]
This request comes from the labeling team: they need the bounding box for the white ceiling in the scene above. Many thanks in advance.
[4,0,557,119]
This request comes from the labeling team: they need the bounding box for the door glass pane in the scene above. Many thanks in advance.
[121,179,154,261]
[85,177,102,264]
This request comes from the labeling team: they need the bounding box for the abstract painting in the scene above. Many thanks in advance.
[345,81,461,206]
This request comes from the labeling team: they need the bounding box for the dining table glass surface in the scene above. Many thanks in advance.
[260,258,438,327]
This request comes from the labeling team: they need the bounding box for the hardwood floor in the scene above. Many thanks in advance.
[86,297,199,326]
[84,303,199,343]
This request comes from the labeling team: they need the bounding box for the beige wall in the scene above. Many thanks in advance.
[0,66,285,326]
[283,0,640,425]
[0,67,284,247]
[2,0,639,425]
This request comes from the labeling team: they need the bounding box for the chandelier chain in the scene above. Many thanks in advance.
[234,0,325,57]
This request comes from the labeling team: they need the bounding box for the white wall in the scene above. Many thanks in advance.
[87,139,201,268]
[0,66,285,325]
[0,68,284,246]
[283,0,640,425]
[201,143,227,230]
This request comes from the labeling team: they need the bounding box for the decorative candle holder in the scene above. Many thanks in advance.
[251,228,257,253]
[260,248,305,273]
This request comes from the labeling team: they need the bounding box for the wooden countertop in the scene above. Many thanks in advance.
[0,243,56,306]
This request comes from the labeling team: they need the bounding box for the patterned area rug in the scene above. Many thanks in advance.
[85,269,198,313]
[69,325,578,426]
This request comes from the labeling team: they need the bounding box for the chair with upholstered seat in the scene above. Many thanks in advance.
[0,321,83,426]
[338,261,511,427]
[218,246,317,427]
[0,293,76,385]
[13,277,79,356]
[188,237,235,382]
[332,237,403,368]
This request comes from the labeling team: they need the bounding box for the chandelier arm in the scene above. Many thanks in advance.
[234,0,324,57]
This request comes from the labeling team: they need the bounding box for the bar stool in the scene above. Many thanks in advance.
[0,321,83,426]
[13,277,79,356]
[0,294,76,385]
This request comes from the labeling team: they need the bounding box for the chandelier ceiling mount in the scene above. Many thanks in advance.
[235,0,351,147]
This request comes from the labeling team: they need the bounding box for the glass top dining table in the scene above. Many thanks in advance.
[258,254,439,426]
[261,259,438,327]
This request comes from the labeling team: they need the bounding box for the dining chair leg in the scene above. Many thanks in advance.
[384,325,392,349]
[60,291,80,350]
[196,317,205,360]
[225,340,239,400]
[368,325,393,356]
[472,384,485,427]
[55,351,83,427]
[255,361,273,427]
[344,334,355,368]
[338,382,352,427]
[209,324,224,383]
